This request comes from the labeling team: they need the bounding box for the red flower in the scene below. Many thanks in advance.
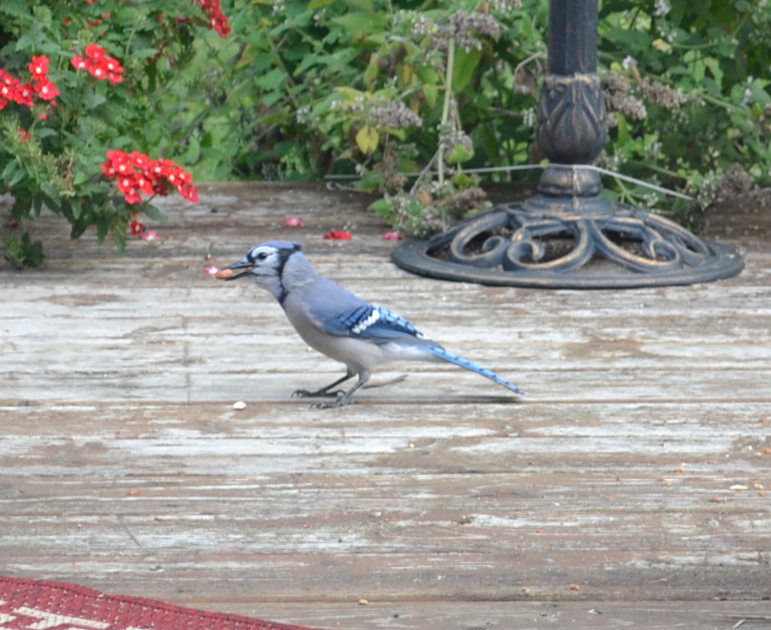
[19,128,32,142]
[0,55,59,110]
[29,56,49,77]
[34,80,59,100]
[193,0,231,38]
[0,69,39,109]
[72,44,124,84]
[85,44,106,61]
[102,150,198,206]
[323,230,353,240]
[130,216,146,235]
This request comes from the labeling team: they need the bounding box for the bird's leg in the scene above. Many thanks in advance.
[311,372,370,409]
[292,371,353,399]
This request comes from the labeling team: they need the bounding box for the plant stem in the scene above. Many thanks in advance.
[438,37,455,186]
[627,159,684,180]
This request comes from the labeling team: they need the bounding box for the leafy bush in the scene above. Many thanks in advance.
[0,0,231,266]
[216,0,771,235]
[226,0,548,235]
[598,0,771,216]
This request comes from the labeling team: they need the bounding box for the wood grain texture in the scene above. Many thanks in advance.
[1,183,770,629]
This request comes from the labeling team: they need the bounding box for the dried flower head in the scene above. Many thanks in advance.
[440,186,488,215]
[370,102,423,129]
[434,11,502,52]
[603,71,647,121]
[638,77,687,110]
[452,12,501,51]
[440,129,473,152]
[717,163,754,201]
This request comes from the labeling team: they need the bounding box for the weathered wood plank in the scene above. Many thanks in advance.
[177,601,771,630]
[1,397,768,603]
[1,182,770,630]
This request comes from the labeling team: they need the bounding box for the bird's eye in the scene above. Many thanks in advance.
[256,251,269,261]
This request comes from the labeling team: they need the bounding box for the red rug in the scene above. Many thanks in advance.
[0,576,319,630]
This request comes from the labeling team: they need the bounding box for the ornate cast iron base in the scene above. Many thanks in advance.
[392,170,743,289]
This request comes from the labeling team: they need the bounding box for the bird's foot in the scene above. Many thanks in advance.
[291,388,344,399]
[310,397,358,409]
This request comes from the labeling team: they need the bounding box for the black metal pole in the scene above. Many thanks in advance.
[549,0,597,75]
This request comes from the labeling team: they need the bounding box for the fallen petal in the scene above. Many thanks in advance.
[141,230,160,241]
[204,266,220,276]
[323,230,353,240]
[285,217,304,227]
[382,231,402,240]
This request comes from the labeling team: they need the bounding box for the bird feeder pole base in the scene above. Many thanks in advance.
[392,0,743,289]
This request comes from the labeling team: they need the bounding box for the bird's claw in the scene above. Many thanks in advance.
[292,388,344,399]
[310,398,357,409]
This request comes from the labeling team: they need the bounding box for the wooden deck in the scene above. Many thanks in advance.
[1,182,770,629]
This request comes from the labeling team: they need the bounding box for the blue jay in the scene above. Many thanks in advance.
[221,241,524,407]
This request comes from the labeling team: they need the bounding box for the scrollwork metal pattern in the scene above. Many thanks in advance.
[392,203,744,289]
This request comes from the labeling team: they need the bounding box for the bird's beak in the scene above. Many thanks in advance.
[222,259,254,281]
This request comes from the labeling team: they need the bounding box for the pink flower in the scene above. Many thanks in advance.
[323,230,353,240]
[141,230,160,241]
[285,217,304,227]
[204,266,220,276]
[382,231,402,240]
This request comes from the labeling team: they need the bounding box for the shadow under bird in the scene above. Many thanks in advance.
[219,241,524,407]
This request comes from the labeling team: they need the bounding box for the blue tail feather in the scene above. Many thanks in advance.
[427,346,525,396]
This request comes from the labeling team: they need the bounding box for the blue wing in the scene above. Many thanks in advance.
[342,304,428,341]
[303,279,434,345]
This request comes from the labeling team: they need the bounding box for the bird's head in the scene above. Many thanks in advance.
[221,241,304,302]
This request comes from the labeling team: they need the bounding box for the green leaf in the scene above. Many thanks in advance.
[368,198,392,215]
[335,87,364,101]
[85,91,107,110]
[423,83,438,107]
[330,11,384,35]
[142,204,169,223]
[748,80,771,106]
[182,136,201,164]
[447,144,474,164]
[452,48,481,93]
[364,53,379,85]
[702,57,723,89]
[602,28,653,52]
[40,183,61,210]
[255,68,286,91]
[355,125,379,154]
[308,0,337,9]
